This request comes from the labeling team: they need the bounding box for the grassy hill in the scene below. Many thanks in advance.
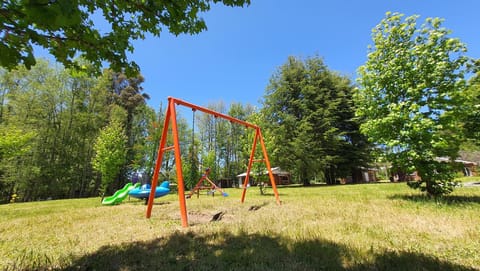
[1,180,479,270]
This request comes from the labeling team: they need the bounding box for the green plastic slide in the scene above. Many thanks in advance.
[102,183,140,205]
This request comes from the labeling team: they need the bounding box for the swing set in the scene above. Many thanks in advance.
[146,97,281,227]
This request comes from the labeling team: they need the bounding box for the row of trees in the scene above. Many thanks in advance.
[0,0,260,203]
[0,53,368,202]
[0,61,262,202]
[181,102,258,188]
[0,61,154,203]
[260,12,479,195]
[1,7,479,200]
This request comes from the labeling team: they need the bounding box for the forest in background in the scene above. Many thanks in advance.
[1,50,479,203]
[0,55,374,203]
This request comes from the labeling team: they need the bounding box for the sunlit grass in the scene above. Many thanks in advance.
[1,182,479,270]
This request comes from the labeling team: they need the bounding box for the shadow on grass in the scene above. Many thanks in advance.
[390,194,480,205]
[49,231,475,271]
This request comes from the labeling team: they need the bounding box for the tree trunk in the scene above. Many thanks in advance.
[325,166,336,185]
[425,179,435,197]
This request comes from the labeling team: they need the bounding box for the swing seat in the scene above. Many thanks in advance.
[221,192,229,197]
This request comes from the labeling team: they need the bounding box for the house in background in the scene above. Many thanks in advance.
[341,167,378,184]
[463,161,478,176]
[436,157,477,177]
[236,167,292,187]
[391,158,478,182]
[360,168,378,182]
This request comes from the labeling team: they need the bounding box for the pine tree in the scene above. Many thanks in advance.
[262,56,369,185]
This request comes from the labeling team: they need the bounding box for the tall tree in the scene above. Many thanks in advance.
[195,101,227,181]
[110,72,149,182]
[192,101,256,183]
[458,63,480,165]
[131,104,158,180]
[65,63,112,197]
[1,0,251,74]
[262,56,368,185]
[356,12,470,196]
[92,106,128,198]
[143,106,165,182]
[462,69,480,143]
[226,102,255,180]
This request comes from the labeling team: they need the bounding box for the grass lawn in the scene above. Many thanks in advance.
[1,179,479,270]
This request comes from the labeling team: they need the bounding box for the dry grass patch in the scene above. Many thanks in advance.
[1,182,479,270]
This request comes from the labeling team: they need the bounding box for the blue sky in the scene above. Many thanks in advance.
[131,0,480,110]
[39,1,480,111]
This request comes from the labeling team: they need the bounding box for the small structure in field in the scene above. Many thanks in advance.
[341,167,378,184]
[236,167,292,187]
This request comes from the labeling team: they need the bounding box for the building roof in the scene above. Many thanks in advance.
[436,157,478,166]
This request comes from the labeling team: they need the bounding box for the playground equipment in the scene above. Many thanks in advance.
[146,97,280,227]
[102,183,140,205]
[128,181,170,199]
[186,168,228,198]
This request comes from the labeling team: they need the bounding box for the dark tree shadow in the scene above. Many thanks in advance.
[389,194,480,205]
[45,231,477,271]
[351,250,479,271]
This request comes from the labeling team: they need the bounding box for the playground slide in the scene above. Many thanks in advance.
[102,183,140,205]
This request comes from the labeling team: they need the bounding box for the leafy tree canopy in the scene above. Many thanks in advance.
[356,12,471,196]
[0,0,250,75]
[462,69,480,143]
[262,55,369,185]
[0,126,35,159]
[92,113,128,196]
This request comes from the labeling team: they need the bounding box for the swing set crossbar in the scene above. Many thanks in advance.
[173,98,257,129]
[146,97,281,227]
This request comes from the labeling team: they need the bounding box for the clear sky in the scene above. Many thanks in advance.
[132,0,480,110]
[42,1,480,111]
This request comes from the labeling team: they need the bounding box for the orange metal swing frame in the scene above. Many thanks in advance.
[146,97,281,227]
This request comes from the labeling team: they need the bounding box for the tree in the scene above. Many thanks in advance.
[0,59,161,201]
[65,62,113,197]
[262,56,369,185]
[0,60,111,201]
[458,65,480,165]
[227,102,255,180]
[143,106,165,181]
[462,69,480,143]
[92,110,128,197]
[1,0,251,74]
[0,126,36,203]
[110,72,149,181]
[196,101,227,181]
[191,101,256,184]
[356,12,470,196]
